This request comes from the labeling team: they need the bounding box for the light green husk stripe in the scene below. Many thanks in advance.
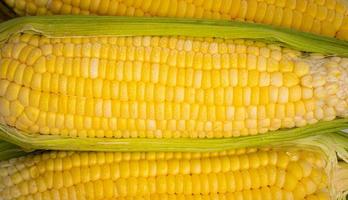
[0,119,347,152]
[1,16,348,56]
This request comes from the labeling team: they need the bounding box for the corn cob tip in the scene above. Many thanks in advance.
[333,163,348,200]
[302,55,348,120]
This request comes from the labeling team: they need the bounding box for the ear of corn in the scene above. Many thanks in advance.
[5,33,348,139]
[0,133,347,200]
[0,9,347,200]
[1,17,348,140]
[0,16,348,150]
[2,0,348,41]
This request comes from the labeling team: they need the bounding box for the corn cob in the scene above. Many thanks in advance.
[0,148,334,199]
[0,142,347,200]
[1,17,348,139]
[2,0,348,40]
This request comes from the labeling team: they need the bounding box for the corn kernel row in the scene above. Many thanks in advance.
[0,148,330,200]
[0,34,348,138]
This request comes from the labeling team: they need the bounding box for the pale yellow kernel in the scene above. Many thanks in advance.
[323,106,336,121]
[294,61,309,77]
[284,172,298,191]
[259,72,270,86]
[0,98,10,117]
[10,100,24,118]
[289,86,302,101]
[270,50,282,61]
[279,59,294,72]
[267,58,279,72]
[277,152,289,169]
[314,87,327,98]
[257,56,267,72]
[325,83,338,95]
[269,86,278,103]
[248,70,259,87]
[275,169,286,188]
[293,182,306,199]
[270,72,282,87]
[302,87,313,99]
[301,75,313,88]
[260,47,270,57]
[278,87,289,104]
[312,75,326,87]
[12,43,27,59]
[302,177,317,194]
[283,72,299,87]
[5,83,21,101]
[6,60,20,82]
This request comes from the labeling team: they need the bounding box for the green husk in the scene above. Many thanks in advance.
[0,16,348,56]
[0,118,347,152]
[0,140,31,161]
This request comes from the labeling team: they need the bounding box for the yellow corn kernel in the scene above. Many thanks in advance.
[0,148,331,199]
[0,33,345,139]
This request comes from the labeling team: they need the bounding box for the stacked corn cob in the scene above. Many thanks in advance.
[0,147,338,199]
[0,1,347,200]
[2,33,348,139]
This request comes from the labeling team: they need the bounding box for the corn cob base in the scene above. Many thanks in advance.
[0,33,348,138]
[0,147,340,200]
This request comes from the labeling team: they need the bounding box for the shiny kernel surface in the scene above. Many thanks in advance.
[0,148,330,200]
[1,33,348,138]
